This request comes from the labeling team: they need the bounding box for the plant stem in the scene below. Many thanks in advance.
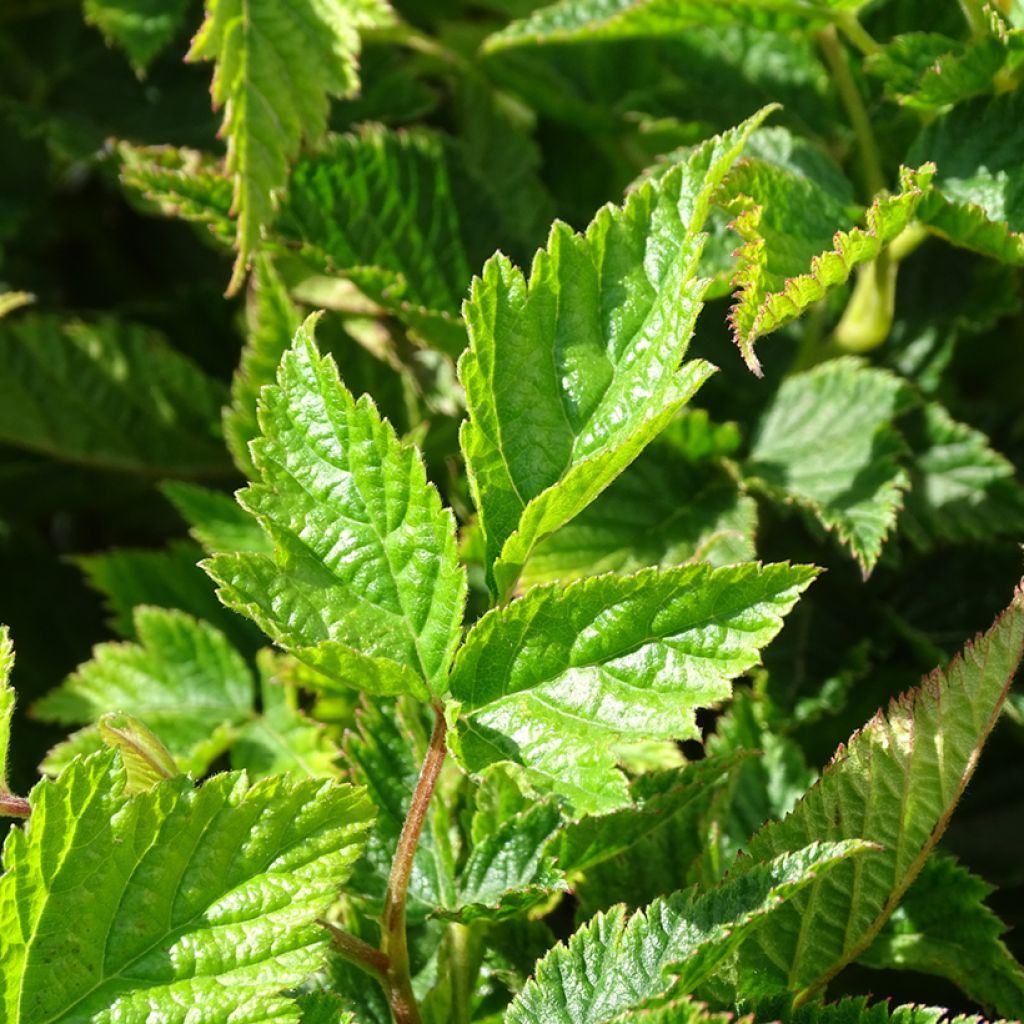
[835,11,880,57]
[381,704,449,1024]
[449,922,474,1024]
[959,0,990,38]
[321,920,390,983]
[0,792,30,818]
[818,24,886,200]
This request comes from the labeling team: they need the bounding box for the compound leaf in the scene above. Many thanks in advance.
[0,751,374,1023]
[731,582,1024,1002]
[449,562,816,814]
[186,0,395,291]
[461,110,773,600]
[505,842,870,1024]
[205,317,466,701]
[744,358,911,574]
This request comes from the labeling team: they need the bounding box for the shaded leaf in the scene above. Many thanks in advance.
[84,0,192,74]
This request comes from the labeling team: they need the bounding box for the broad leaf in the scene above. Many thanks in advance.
[730,582,1024,1002]
[749,996,1011,1024]
[505,842,870,1024]
[0,751,373,1023]
[163,481,271,555]
[0,314,228,478]
[731,166,934,375]
[911,93,1024,265]
[186,0,395,291]
[899,403,1024,550]
[522,414,757,587]
[34,607,253,776]
[744,358,911,574]
[461,110,772,599]
[84,0,192,74]
[859,855,1024,1019]
[449,562,816,814]
[205,318,467,700]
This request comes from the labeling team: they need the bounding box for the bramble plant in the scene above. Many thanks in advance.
[1,1,1024,1023]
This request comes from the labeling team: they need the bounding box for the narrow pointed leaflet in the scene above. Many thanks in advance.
[460,108,774,600]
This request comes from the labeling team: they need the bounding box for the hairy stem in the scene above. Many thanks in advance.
[818,24,886,200]
[0,791,30,818]
[320,920,390,983]
[381,704,449,1024]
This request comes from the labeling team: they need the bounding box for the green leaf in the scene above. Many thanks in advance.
[224,255,303,477]
[0,626,15,793]
[231,651,341,780]
[449,562,817,814]
[162,481,271,555]
[0,292,33,319]
[34,607,254,776]
[205,317,466,700]
[0,751,374,1023]
[911,93,1024,265]
[118,143,236,246]
[97,712,179,792]
[730,166,934,375]
[504,842,870,1024]
[483,0,867,54]
[748,996,1004,1024]
[186,0,395,291]
[744,358,911,574]
[0,314,229,477]
[609,995,744,1024]
[730,582,1024,1003]
[859,854,1024,1019]
[84,0,192,74]
[899,403,1024,550]
[460,110,773,599]
[522,414,757,587]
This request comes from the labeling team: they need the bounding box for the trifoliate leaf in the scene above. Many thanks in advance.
[225,254,304,476]
[118,143,236,246]
[744,358,912,574]
[162,481,270,555]
[522,417,757,587]
[483,0,867,54]
[0,314,228,477]
[0,751,374,1023]
[34,607,253,776]
[859,854,1024,1019]
[731,582,1024,1003]
[461,109,773,600]
[205,317,466,700]
[505,842,871,1024]
[186,0,396,292]
[911,93,1024,265]
[275,126,495,356]
[899,403,1024,550]
[449,562,816,814]
[84,0,192,74]
[231,651,341,780]
[730,166,934,374]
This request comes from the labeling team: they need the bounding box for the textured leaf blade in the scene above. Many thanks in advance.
[205,316,466,700]
[34,607,254,776]
[731,582,1024,1001]
[744,358,911,574]
[449,562,816,814]
[186,0,395,290]
[461,110,773,599]
[505,842,870,1024]
[859,855,1024,1019]
[0,314,229,477]
[0,752,374,1024]
[84,0,191,74]
[730,166,934,375]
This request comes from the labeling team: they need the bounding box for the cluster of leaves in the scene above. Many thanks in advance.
[1,0,1024,1022]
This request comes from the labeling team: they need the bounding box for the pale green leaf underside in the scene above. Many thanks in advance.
[483,0,866,53]
[732,582,1024,1001]
[0,314,228,478]
[205,317,466,700]
[859,855,1024,1019]
[0,752,374,1024]
[461,108,773,599]
[34,607,254,777]
[450,562,816,814]
[911,93,1024,266]
[84,0,191,73]
[505,842,870,1024]
[730,166,934,375]
[744,358,911,574]
[186,0,395,289]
